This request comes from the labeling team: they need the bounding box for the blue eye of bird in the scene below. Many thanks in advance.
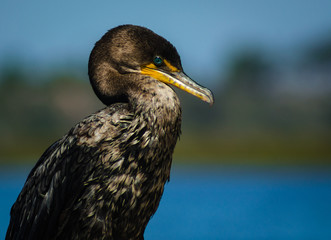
[153,56,163,66]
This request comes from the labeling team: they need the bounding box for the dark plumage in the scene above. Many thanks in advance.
[6,25,214,240]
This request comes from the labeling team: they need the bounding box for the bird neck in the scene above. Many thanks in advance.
[127,78,182,168]
[129,78,182,130]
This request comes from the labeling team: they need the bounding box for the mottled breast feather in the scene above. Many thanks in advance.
[6,101,181,240]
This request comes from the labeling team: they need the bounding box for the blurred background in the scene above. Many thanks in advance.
[1,0,331,239]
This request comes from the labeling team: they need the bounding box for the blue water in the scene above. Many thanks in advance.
[1,165,331,239]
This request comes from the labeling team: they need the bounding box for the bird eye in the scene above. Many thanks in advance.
[153,56,163,66]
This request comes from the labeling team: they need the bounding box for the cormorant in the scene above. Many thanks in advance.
[6,24,214,240]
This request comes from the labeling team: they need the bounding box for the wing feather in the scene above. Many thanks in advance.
[6,103,131,240]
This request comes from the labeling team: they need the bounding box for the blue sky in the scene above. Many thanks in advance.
[1,0,331,84]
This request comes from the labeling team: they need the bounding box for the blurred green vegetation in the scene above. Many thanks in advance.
[1,37,331,165]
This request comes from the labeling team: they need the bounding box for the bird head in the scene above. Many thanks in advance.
[88,24,214,106]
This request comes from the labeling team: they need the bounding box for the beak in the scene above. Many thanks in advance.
[141,67,214,105]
